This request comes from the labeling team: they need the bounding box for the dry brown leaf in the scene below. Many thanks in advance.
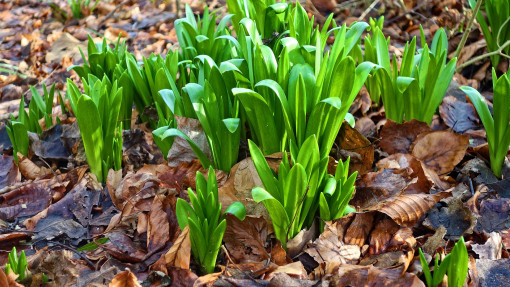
[147,194,179,253]
[351,168,417,210]
[335,122,374,175]
[224,215,269,264]
[264,261,308,281]
[355,116,376,138]
[344,212,375,247]
[376,153,433,194]
[0,268,23,287]
[16,153,52,180]
[411,131,469,175]
[109,270,141,287]
[368,218,400,255]
[378,120,431,155]
[365,192,451,227]
[165,226,191,269]
[305,217,361,265]
[325,263,425,287]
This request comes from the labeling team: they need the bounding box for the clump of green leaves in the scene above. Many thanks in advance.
[249,135,329,249]
[233,19,372,157]
[468,0,510,68]
[6,118,29,164]
[461,69,510,178]
[176,5,239,63]
[68,0,100,19]
[67,75,123,182]
[152,56,242,172]
[319,157,357,231]
[227,0,289,39]
[419,237,469,287]
[7,83,62,163]
[5,247,27,282]
[176,167,246,274]
[365,27,456,124]
[71,35,135,128]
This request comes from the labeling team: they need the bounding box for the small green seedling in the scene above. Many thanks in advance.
[5,247,27,282]
[468,0,510,68]
[419,237,469,287]
[6,118,29,164]
[68,0,100,19]
[67,75,123,182]
[319,157,357,231]
[461,69,510,178]
[176,167,246,274]
[249,135,329,249]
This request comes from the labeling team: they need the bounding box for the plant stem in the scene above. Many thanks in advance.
[456,40,510,71]
[454,0,483,60]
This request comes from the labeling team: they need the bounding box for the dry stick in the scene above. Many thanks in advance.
[98,0,131,27]
[456,40,510,71]
[454,0,483,61]
[358,0,380,21]
[385,0,431,25]
[286,186,310,244]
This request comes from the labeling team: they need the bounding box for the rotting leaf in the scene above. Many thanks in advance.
[109,270,141,287]
[474,198,510,234]
[472,232,503,260]
[476,259,510,287]
[411,130,469,175]
[424,195,477,240]
[378,120,430,155]
[147,194,179,254]
[0,155,19,189]
[439,96,481,133]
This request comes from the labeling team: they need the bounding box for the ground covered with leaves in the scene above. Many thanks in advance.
[0,0,509,286]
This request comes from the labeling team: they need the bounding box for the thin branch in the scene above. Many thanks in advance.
[358,0,380,21]
[286,186,310,243]
[454,0,483,60]
[456,40,510,71]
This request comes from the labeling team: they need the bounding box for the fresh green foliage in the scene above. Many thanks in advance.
[6,118,29,164]
[468,0,510,67]
[176,167,246,274]
[419,237,468,287]
[319,157,357,231]
[461,69,510,178]
[152,56,242,172]
[68,0,100,19]
[249,136,329,249]
[226,0,289,39]
[233,20,373,157]
[5,247,27,281]
[365,27,456,123]
[176,5,239,63]
[67,75,123,182]
[71,35,135,127]
[288,2,336,50]
[77,237,109,251]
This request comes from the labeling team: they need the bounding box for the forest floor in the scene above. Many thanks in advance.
[0,0,509,286]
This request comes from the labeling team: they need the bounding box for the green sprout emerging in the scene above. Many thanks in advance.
[419,237,469,287]
[461,69,510,178]
[5,247,27,282]
[176,167,246,274]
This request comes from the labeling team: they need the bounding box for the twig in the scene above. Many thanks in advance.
[456,40,510,71]
[454,0,482,60]
[385,0,431,25]
[286,186,310,243]
[98,0,130,27]
[358,0,380,21]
